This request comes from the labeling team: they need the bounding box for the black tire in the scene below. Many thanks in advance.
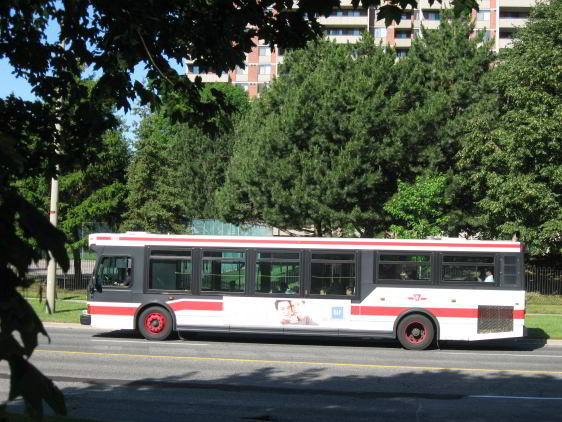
[397,314,435,350]
[138,306,173,340]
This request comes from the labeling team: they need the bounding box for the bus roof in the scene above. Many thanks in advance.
[89,232,524,253]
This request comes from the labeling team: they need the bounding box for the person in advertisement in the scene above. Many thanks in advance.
[274,299,317,325]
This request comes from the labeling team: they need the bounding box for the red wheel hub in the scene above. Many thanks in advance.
[144,312,166,334]
[405,321,426,344]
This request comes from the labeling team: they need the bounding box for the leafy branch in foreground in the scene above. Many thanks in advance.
[0,133,68,419]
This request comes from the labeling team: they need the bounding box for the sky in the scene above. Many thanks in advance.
[0,17,185,141]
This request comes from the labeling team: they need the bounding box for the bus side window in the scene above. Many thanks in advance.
[96,256,132,287]
[502,255,519,286]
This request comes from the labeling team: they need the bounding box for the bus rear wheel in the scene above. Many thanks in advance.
[138,306,173,340]
[397,314,435,350]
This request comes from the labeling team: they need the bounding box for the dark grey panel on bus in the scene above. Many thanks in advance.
[176,325,394,338]
[89,246,145,302]
[359,251,376,301]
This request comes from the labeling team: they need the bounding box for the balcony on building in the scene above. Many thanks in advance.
[183,60,229,83]
[318,7,369,27]
[325,26,367,43]
[473,8,491,30]
[258,46,272,64]
[416,0,453,8]
[234,66,249,82]
[394,29,413,48]
[372,26,388,45]
[500,0,536,7]
[416,10,441,29]
[499,29,518,48]
[394,10,414,28]
[257,64,272,82]
[498,8,530,28]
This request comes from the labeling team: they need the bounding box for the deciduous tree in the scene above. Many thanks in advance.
[122,83,250,232]
[458,0,562,256]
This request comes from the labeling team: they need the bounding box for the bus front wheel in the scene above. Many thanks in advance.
[138,306,173,340]
[397,314,435,350]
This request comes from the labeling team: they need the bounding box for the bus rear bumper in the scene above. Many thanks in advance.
[80,312,91,326]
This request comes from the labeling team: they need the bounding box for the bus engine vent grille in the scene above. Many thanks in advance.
[477,306,514,334]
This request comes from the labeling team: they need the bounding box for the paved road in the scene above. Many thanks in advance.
[2,325,562,421]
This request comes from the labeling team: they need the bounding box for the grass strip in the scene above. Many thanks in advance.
[525,304,562,315]
[27,298,86,324]
[525,315,562,339]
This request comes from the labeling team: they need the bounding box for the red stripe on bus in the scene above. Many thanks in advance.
[513,309,525,319]
[352,306,525,319]
[115,236,520,249]
[96,236,112,240]
[89,305,137,316]
[169,301,223,312]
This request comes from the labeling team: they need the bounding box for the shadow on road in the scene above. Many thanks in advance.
[91,329,548,352]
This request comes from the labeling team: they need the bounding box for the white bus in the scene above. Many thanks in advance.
[80,232,525,350]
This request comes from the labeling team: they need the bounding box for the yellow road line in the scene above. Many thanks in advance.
[35,349,562,375]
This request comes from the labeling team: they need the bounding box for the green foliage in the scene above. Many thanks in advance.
[458,0,562,256]
[218,37,399,237]
[0,131,68,418]
[384,175,450,238]
[219,17,495,238]
[122,83,250,232]
[387,14,496,235]
[121,107,188,233]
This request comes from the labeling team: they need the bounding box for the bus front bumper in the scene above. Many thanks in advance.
[80,311,91,326]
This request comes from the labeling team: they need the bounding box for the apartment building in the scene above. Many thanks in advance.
[184,0,536,96]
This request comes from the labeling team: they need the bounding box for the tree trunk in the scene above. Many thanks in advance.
[314,222,322,237]
[73,248,82,289]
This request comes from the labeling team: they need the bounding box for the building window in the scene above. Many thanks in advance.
[373,27,386,38]
[500,10,529,18]
[255,251,300,294]
[236,83,249,91]
[326,28,362,36]
[395,30,411,39]
[259,46,271,56]
[423,11,440,20]
[477,10,490,21]
[259,64,271,74]
[378,254,431,282]
[201,251,246,293]
[311,252,356,296]
[236,66,248,75]
[396,49,408,57]
[188,65,201,74]
[500,30,517,39]
[257,83,268,94]
[400,12,412,21]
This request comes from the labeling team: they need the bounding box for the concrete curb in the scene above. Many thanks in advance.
[41,322,562,345]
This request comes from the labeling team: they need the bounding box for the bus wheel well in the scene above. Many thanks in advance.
[135,302,176,332]
[394,310,439,348]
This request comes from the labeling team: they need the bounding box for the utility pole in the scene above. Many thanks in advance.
[45,39,64,314]
[45,171,59,314]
